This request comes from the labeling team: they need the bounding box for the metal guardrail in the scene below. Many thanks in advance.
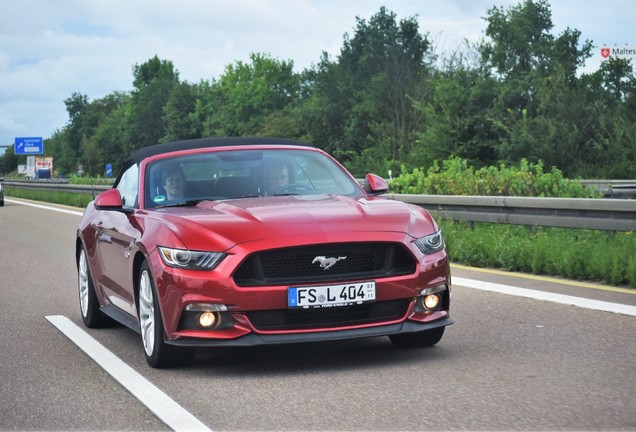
[385,194,636,232]
[4,180,635,232]
[580,179,636,199]
[3,180,110,194]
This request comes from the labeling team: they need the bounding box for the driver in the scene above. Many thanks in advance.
[262,161,289,196]
[161,163,186,200]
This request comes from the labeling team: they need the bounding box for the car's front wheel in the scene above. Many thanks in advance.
[78,247,112,328]
[138,261,195,368]
[389,327,445,348]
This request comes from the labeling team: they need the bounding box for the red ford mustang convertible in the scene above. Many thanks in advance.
[76,137,452,367]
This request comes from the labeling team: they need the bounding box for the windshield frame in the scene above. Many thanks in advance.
[142,147,364,209]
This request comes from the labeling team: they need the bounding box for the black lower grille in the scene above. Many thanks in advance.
[246,300,409,331]
[233,242,416,286]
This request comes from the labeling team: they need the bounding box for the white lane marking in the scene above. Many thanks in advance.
[5,198,84,216]
[45,315,212,432]
[454,277,636,317]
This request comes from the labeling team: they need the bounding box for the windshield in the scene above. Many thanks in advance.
[144,148,362,208]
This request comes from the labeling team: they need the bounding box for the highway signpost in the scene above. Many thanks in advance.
[14,137,44,155]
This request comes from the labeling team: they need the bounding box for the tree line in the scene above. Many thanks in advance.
[1,0,634,180]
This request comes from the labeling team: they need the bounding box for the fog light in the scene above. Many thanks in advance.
[179,303,234,331]
[422,294,441,311]
[198,312,218,328]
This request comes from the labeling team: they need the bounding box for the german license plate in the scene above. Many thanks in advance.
[288,281,376,308]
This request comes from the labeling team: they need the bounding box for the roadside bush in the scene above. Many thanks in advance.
[390,157,600,197]
[69,175,115,186]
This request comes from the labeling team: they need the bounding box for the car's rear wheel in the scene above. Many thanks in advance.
[78,247,112,328]
[138,261,195,368]
[389,327,445,348]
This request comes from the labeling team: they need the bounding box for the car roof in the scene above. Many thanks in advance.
[127,137,314,164]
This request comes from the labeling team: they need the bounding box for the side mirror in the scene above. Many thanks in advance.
[94,188,126,210]
[363,173,389,195]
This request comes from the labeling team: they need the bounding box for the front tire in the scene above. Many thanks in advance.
[138,261,194,368]
[78,246,112,328]
[389,327,445,348]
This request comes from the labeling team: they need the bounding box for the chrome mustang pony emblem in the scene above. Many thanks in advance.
[312,256,347,270]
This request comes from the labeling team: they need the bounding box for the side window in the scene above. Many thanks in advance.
[116,164,139,208]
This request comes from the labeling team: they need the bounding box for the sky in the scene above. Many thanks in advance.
[0,0,633,154]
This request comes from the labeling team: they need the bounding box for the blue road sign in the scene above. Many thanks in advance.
[15,137,43,155]
[106,164,113,177]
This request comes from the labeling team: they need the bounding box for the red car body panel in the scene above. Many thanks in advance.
[76,139,452,351]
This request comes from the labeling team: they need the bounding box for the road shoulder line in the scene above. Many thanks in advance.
[451,263,635,295]
[45,315,212,432]
[5,198,84,216]
[453,277,636,316]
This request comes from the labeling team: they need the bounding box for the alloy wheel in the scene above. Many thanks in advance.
[78,250,89,318]
[138,269,155,357]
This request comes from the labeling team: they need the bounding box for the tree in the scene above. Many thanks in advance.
[58,93,90,174]
[480,0,555,80]
[125,56,180,153]
[478,0,594,172]
[163,81,204,142]
[0,146,19,175]
[297,53,348,154]
[577,57,636,177]
[593,56,636,101]
[413,50,500,170]
[305,7,433,175]
[90,93,130,173]
[341,7,431,156]
[199,53,301,137]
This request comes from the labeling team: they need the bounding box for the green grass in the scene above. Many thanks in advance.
[5,187,94,208]
[441,220,636,288]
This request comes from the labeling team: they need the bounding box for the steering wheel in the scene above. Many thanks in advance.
[276,183,313,194]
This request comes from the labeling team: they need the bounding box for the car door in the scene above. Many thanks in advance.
[93,163,142,318]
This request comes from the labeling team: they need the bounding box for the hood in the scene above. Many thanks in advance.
[151,194,437,251]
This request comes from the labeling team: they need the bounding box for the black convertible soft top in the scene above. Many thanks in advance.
[127,137,313,164]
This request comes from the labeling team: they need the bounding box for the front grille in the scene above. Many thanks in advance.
[246,300,409,331]
[233,242,416,287]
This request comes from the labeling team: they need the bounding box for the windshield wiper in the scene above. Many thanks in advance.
[157,199,205,208]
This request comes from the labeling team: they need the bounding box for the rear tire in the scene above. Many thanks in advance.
[78,247,112,328]
[138,261,195,368]
[389,327,445,348]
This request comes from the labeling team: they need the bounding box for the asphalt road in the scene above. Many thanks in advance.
[1,197,635,431]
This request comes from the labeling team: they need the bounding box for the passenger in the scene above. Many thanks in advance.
[161,164,186,200]
[262,161,289,196]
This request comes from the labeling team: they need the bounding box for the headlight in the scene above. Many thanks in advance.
[413,230,444,255]
[158,246,226,270]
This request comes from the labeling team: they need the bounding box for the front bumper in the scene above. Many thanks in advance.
[166,316,453,347]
